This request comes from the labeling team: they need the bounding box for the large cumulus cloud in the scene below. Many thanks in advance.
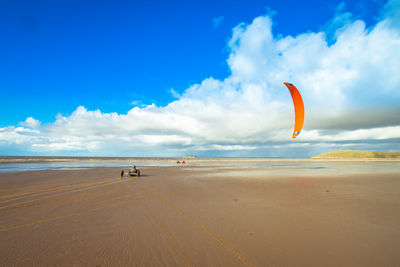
[1,0,400,157]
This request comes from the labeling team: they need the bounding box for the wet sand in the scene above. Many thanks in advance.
[1,166,400,266]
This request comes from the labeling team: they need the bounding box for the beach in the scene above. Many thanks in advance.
[1,164,400,266]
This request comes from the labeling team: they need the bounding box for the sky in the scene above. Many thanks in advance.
[1,0,399,157]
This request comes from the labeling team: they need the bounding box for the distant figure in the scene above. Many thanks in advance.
[177,160,180,164]
[120,169,124,179]
[133,165,141,177]
[182,160,185,164]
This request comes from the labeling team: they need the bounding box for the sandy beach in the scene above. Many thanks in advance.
[1,165,400,266]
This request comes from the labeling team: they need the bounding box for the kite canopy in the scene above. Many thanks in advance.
[283,82,304,139]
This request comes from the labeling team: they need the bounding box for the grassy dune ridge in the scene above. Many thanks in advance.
[312,150,400,159]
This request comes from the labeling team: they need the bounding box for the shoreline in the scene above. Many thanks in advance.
[1,156,400,164]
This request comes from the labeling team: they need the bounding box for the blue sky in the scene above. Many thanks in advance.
[0,0,384,125]
[1,0,399,157]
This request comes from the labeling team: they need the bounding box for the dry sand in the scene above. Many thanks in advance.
[1,165,400,266]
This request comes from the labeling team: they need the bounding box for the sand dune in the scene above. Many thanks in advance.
[1,166,400,266]
[312,150,400,159]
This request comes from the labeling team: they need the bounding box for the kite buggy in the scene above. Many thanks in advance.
[120,166,141,178]
[121,169,140,179]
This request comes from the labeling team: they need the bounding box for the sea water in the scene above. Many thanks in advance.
[0,160,176,173]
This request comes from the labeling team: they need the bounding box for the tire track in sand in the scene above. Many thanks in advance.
[0,195,143,232]
[134,183,255,267]
[0,180,118,204]
[125,182,194,266]
[0,180,126,213]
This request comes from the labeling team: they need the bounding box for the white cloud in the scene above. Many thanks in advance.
[19,117,41,128]
[302,126,400,141]
[323,2,354,40]
[169,88,181,99]
[2,1,400,156]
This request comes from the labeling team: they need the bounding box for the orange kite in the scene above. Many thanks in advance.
[283,82,305,139]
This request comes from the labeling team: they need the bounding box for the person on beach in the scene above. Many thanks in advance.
[133,165,141,177]
[120,169,124,178]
